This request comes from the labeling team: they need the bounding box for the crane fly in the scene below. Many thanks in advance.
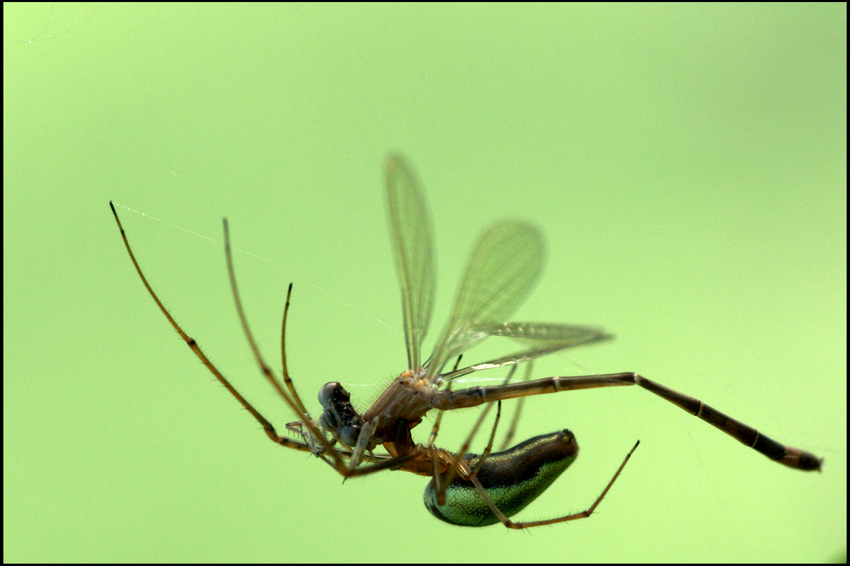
[110,154,822,528]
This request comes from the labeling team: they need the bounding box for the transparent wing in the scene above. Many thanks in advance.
[425,221,544,381]
[441,322,612,381]
[385,153,435,370]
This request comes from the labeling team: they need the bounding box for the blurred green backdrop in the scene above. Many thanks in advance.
[4,3,845,562]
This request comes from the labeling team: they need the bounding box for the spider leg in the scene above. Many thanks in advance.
[110,203,417,479]
[110,203,306,453]
[470,440,639,529]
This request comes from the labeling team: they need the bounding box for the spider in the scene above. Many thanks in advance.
[110,154,821,528]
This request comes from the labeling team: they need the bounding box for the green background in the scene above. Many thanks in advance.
[4,3,845,562]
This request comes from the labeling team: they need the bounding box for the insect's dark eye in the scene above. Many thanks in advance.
[318,382,341,408]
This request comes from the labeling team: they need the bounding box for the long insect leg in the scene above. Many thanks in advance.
[434,372,822,470]
[498,360,534,450]
[436,366,517,503]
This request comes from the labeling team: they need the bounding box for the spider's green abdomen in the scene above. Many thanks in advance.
[424,429,578,526]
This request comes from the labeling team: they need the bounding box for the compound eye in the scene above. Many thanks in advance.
[318,382,342,408]
[338,424,362,448]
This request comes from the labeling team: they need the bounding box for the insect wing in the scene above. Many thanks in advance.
[385,154,436,370]
[426,221,544,380]
[442,322,611,381]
